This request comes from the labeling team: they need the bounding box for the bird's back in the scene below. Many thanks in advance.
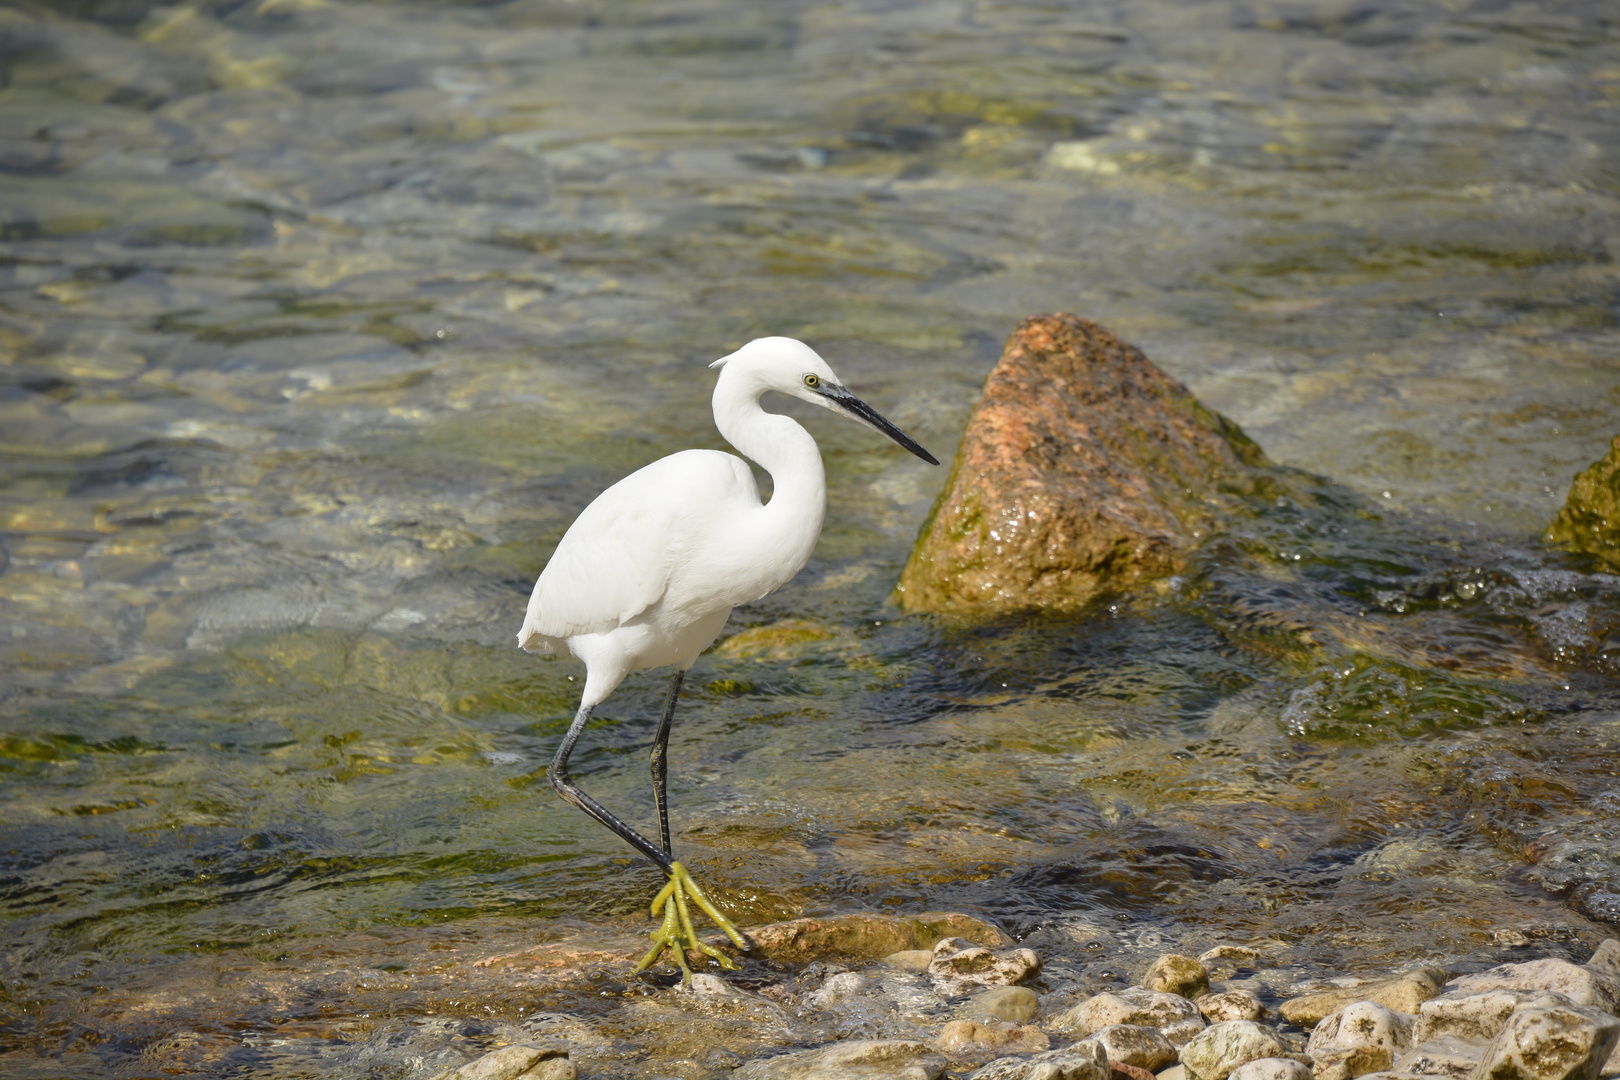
[518,449,762,654]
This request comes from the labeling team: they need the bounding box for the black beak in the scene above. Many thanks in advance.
[818,384,940,465]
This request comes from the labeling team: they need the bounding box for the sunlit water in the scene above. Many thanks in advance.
[2,0,1620,1075]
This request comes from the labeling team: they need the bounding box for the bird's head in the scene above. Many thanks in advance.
[711,337,939,465]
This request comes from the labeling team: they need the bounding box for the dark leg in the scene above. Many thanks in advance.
[649,670,685,857]
[550,702,673,873]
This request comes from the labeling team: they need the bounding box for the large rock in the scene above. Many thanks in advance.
[1392,1034,1489,1079]
[1445,961,1617,1014]
[1078,1024,1179,1071]
[1546,435,1620,563]
[897,314,1276,614]
[1049,987,1207,1045]
[1181,1021,1302,1080]
[734,1039,947,1080]
[743,913,1007,963]
[1307,1002,1416,1080]
[1471,999,1620,1080]
[1416,991,1569,1045]
[971,1040,1110,1080]
[1282,970,1448,1028]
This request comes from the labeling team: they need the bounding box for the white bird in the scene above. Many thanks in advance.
[517,336,937,981]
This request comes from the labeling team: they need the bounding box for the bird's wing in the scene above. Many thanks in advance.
[520,450,757,645]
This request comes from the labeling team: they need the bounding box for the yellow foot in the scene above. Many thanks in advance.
[631,861,747,984]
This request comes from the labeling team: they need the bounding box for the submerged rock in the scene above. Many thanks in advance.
[429,1045,574,1080]
[734,1039,946,1080]
[897,314,1278,614]
[1546,434,1620,563]
[937,1019,1052,1055]
[1049,987,1207,1045]
[744,912,1007,963]
[1281,970,1447,1028]
[966,986,1043,1023]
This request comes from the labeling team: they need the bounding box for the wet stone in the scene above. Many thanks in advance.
[971,1040,1110,1080]
[429,1045,574,1080]
[1181,1021,1302,1080]
[733,1039,946,1080]
[937,1019,1052,1056]
[806,971,877,1009]
[745,913,1008,963]
[1306,1002,1416,1063]
[1079,1024,1180,1072]
[1415,991,1567,1045]
[1472,999,1620,1080]
[1051,988,1207,1046]
[1282,971,1447,1029]
[889,950,937,971]
[1391,1034,1486,1079]
[929,937,1042,994]
[966,987,1043,1023]
[1546,434,1620,563]
[1148,955,1214,1000]
[1199,992,1268,1024]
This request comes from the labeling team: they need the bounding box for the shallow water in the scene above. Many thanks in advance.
[2,0,1620,1075]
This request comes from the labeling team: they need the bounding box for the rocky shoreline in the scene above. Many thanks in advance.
[431,916,1620,1080]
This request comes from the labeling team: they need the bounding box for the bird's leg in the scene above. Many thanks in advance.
[551,698,748,984]
[649,669,685,856]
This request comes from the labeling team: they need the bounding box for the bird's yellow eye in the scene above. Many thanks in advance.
[803,374,820,388]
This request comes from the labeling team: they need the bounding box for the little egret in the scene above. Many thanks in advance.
[517,336,938,981]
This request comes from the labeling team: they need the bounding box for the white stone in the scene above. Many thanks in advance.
[1051,988,1207,1046]
[1230,1060,1312,1080]
[930,937,1042,994]
[1391,1034,1485,1079]
[1471,999,1620,1080]
[1416,991,1568,1045]
[1181,1021,1300,1080]
[971,1040,1109,1080]
[1080,1024,1179,1072]
[806,972,877,1008]
[1308,1002,1416,1060]
[734,1039,946,1080]
[1445,961,1616,1013]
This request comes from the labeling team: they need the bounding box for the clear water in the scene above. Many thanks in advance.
[2,0,1619,1075]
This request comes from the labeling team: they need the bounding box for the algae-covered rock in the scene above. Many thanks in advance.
[743,912,1007,963]
[897,314,1276,614]
[1546,435,1620,562]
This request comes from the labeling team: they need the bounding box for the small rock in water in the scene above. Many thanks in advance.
[806,971,877,1009]
[1545,434,1620,562]
[734,1039,946,1080]
[744,913,1007,963]
[1281,970,1446,1028]
[1080,1024,1179,1072]
[937,1019,1051,1055]
[1147,955,1213,1000]
[430,1045,574,1080]
[1180,1020,1301,1080]
[1197,991,1268,1024]
[1228,1060,1311,1080]
[1051,988,1207,1046]
[1472,999,1620,1080]
[1444,961,1617,1014]
[971,1040,1109,1080]
[929,937,1042,993]
[1202,947,1265,968]
[888,950,937,971]
[966,986,1042,1023]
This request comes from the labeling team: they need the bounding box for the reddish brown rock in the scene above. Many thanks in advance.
[1112,1062,1158,1080]
[741,912,1007,963]
[897,314,1276,614]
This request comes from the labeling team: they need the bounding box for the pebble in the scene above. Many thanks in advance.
[1279,969,1446,1028]
[1178,1020,1300,1080]
[1051,988,1207,1046]
[1146,955,1212,1000]
[1079,1024,1179,1072]
[938,1019,1051,1055]
[966,986,1042,1023]
[1227,1060,1310,1080]
[733,1039,946,1080]
[429,1045,574,1080]
[1196,991,1267,1024]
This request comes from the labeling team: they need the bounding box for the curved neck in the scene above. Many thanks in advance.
[712,370,826,515]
